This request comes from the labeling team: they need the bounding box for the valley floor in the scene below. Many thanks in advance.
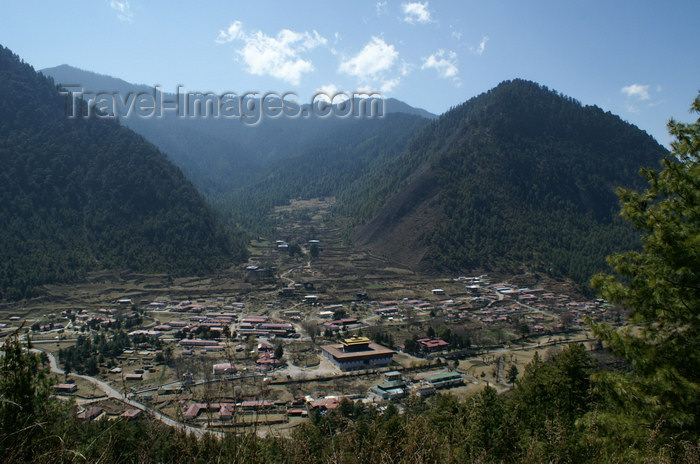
[0,197,614,437]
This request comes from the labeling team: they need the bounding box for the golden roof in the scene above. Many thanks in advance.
[341,336,371,346]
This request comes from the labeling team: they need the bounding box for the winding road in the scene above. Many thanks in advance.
[33,347,223,438]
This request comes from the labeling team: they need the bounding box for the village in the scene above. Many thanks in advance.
[0,198,616,436]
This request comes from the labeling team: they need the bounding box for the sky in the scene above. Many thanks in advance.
[1,0,698,146]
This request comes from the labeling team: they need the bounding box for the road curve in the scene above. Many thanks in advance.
[33,347,224,438]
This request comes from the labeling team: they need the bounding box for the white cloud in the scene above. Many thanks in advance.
[621,83,651,100]
[339,36,398,79]
[380,78,400,93]
[402,2,432,24]
[339,37,402,95]
[328,32,341,55]
[216,21,244,43]
[400,60,412,77]
[215,21,327,86]
[422,49,459,79]
[110,0,133,23]
[470,36,489,56]
[376,1,388,16]
[451,30,463,40]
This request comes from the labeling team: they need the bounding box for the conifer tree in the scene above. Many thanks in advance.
[589,93,700,442]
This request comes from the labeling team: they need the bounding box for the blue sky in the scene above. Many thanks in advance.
[1,0,698,145]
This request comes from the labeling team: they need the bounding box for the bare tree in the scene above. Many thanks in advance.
[301,320,319,344]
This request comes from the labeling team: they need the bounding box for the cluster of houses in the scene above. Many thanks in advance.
[181,394,348,422]
[148,299,246,314]
[132,307,298,343]
[135,311,238,341]
[75,406,142,422]
[179,338,223,354]
[458,282,608,333]
[182,391,392,424]
[254,341,282,371]
[321,317,361,332]
[19,307,146,338]
[33,321,65,332]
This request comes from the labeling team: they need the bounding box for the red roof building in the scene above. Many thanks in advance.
[416,337,450,351]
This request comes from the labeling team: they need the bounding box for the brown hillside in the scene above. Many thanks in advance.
[354,162,444,270]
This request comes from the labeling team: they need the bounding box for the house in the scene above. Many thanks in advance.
[417,337,450,352]
[77,407,104,421]
[219,404,234,420]
[121,409,142,420]
[321,336,395,371]
[242,315,269,324]
[310,397,343,412]
[370,380,406,400]
[412,382,436,397]
[52,383,78,394]
[323,318,359,331]
[212,362,236,375]
[256,352,280,370]
[179,339,221,348]
[374,306,398,316]
[428,372,464,389]
[184,403,236,421]
[258,341,274,351]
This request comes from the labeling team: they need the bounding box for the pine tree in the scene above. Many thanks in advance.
[589,93,700,443]
[0,331,69,462]
[506,364,519,385]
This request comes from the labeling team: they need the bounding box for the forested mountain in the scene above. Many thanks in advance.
[350,80,668,282]
[0,46,246,300]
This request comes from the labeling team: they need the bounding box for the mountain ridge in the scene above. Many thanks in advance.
[349,79,668,282]
[0,46,246,300]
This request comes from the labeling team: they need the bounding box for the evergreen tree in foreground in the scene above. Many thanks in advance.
[588,93,700,448]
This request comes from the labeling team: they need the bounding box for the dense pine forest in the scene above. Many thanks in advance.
[0,46,247,300]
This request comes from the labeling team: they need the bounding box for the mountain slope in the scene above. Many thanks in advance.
[0,46,245,300]
[351,79,668,283]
